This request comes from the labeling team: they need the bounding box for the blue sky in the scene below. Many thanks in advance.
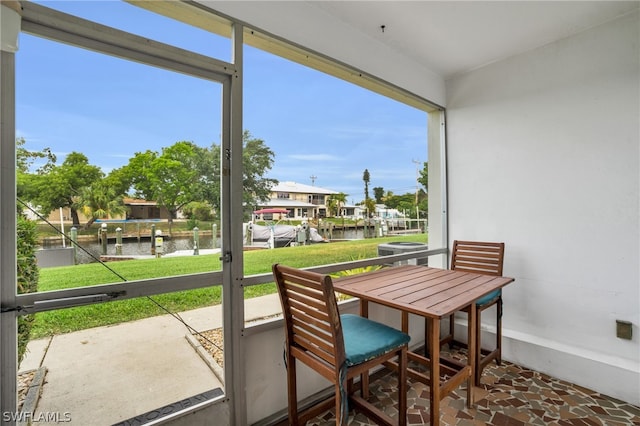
[16,1,427,204]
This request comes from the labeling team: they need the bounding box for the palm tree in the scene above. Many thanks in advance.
[326,196,339,217]
[76,181,127,229]
[327,192,348,217]
[363,169,375,217]
[334,192,347,216]
[363,169,370,202]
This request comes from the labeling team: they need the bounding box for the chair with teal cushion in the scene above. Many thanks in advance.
[273,263,409,426]
[439,240,506,385]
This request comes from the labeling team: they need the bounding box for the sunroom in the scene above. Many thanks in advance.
[0,1,638,425]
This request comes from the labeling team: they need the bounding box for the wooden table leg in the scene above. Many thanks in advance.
[360,299,369,318]
[401,311,409,334]
[429,317,441,426]
[467,303,477,407]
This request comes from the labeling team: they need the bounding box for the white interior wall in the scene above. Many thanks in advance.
[445,11,639,404]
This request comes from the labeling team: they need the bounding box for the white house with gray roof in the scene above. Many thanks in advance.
[256,181,338,220]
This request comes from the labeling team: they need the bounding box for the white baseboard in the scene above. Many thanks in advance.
[452,318,640,405]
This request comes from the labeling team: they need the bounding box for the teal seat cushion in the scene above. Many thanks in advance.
[476,289,501,306]
[341,314,410,367]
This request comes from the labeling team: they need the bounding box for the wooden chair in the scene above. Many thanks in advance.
[273,263,409,426]
[439,240,505,384]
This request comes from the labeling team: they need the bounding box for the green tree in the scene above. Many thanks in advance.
[104,163,138,198]
[124,142,202,232]
[16,137,56,201]
[418,195,428,218]
[418,162,428,192]
[413,162,428,217]
[384,190,394,204]
[203,131,278,218]
[362,169,376,216]
[76,180,127,229]
[122,132,277,225]
[22,152,103,226]
[241,131,278,215]
[16,141,42,364]
[327,192,348,216]
[363,169,370,201]
[384,193,415,210]
[182,201,215,222]
[192,144,219,214]
[373,187,384,204]
[151,142,202,222]
[116,150,158,199]
[16,137,56,174]
[326,196,338,217]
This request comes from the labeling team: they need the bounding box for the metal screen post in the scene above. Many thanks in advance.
[0,2,21,420]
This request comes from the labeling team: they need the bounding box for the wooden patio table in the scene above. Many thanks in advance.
[333,264,515,426]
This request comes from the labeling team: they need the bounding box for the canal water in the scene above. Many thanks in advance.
[44,229,374,264]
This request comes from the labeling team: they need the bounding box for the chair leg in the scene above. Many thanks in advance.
[474,307,483,386]
[398,348,407,426]
[335,381,346,426]
[496,297,503,365]
[287,357,299,426]
[361,371,370,399]
[350,374,368,403]
[448,313,455,346]
[424,317,429,357]
[475,297,503,384]
[436,313,457,350]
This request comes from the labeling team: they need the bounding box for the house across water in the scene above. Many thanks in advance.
[255,181,337,220]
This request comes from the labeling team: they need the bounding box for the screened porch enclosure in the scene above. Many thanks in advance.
[0,1,637,425]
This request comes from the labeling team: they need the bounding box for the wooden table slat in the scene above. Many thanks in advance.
[423,276,513,316]
[391,273,493,304]
[335,266,442,292]
[369,269,453,297]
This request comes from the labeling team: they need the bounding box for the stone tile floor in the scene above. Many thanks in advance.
[302,348,640,426]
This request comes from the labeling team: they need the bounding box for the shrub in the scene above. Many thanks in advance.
[182,202,214,222]
[186,217,199,230]
[17,213,39,364]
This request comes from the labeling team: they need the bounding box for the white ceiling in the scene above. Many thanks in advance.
[306,1,639,79]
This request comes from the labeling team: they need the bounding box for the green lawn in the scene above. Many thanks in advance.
[32,234,427,338]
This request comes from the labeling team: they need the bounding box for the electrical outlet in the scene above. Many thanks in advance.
[616,320,632,340]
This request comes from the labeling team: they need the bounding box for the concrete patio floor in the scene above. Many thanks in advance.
[18,293,281,425]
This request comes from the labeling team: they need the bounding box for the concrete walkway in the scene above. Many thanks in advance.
[19,293,282,425]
